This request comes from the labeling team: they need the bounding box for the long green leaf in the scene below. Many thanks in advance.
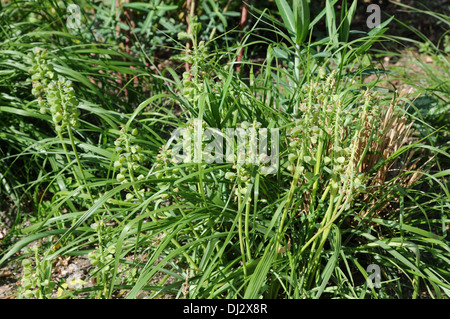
[244,241,275,298]
[293,0,310,45]
[275,0,296,40]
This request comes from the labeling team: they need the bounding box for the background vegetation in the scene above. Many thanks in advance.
[0,0,448,299]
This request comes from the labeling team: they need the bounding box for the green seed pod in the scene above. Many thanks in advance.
[73,108,81,117]
[304,172,313,181]
[68,97,78,106]
[22,281,33,291]
[132,154,140,162]
[331,181,339,191]
[343,147,351,156]
[288,153,297,163]
[66,89,75,98]
[291,126,301,137]
[116,173,125,182]
[240,121,250,129]
[52,112,63,123]
[318,67,326,79]
[225,172,236,180]
[22,259,32,267]
[50,104,61,113]
[114,161,122,169]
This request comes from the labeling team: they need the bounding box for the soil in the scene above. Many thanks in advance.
[0,250,178,299]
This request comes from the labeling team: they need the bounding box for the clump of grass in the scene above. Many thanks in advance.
[0,0,448,300]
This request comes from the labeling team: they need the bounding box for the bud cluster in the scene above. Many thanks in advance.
[181,66,204,105]
[153,119,205,197]
[225,119,262,199]
[154,145,183,179]
[114,127,146,200]
[178,15,207,106]
[286,70,375,191]
[286,72,340,176]
[28,48,81,132]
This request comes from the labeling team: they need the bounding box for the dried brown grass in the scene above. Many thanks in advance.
[354,91,430,219]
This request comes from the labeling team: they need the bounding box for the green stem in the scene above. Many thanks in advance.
[125,137,198,271]
[57,131,81,188]
[67,127,94,203]
[67,126,111,298]
[96,226,108,298]
[294,44,301,83]
[305,180,338,289]
[275,146,304,258]
[237,185,247,277]
[174,196,204,249]
[310,129,325,212]
[244,199,252,262]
